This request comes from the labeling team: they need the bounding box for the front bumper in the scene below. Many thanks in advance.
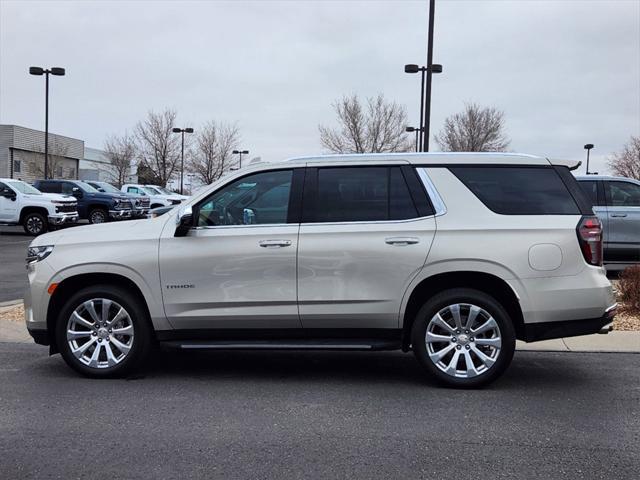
[48,213,79,225]
[109,209,133,220]
[133,208,150,218]
[523,304,618,342]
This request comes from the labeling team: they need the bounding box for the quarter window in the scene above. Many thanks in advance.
[606,181,640,207]
[578,180,599,206]
[450,166,580,215]
[196,169,293,226]
[314,167,419,223]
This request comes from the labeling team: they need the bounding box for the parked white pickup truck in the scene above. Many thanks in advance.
[121,184,184,209]
[0,178,79,235]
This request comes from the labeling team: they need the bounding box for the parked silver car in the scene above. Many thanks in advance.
[576,175,640,271]
[24,153,615,387]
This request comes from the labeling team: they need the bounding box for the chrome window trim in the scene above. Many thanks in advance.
[299,216,434,227]
[416,167,447,217]
[192,223,292,231]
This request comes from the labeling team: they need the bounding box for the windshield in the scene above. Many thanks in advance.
[142,187,159,195]
[75,181,100,193]
[7,180,41,195]
[93,182,120,193]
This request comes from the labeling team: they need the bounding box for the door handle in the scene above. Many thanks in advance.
[259,239,292,248]
[385,237,420,246]
[610,213,628,218]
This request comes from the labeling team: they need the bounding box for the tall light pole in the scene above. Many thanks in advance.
[172,127,194,194]
[423,0,439,152]
[405,127,423,152]
[404,62,442,152]
[29,66,65,179]
[584,144,595,175]
[232,149,249,169]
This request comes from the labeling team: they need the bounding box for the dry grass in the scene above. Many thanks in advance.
[0,304,24,323]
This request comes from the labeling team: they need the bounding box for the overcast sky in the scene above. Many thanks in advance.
[1,0,638,174]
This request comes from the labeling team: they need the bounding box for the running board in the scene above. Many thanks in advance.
[161,338,401,351]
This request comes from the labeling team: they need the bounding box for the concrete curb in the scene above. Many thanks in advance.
[0,299,22,309]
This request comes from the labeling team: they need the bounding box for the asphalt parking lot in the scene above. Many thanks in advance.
[0,344,638,479]
[0,226,31,303]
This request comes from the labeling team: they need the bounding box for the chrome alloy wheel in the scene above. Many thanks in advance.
[26,215,44,234]
[425,303,502,379]
[66,299,134,369]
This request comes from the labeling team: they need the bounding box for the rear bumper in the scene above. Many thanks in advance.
[523,304,617,342]
[27,328,50,346]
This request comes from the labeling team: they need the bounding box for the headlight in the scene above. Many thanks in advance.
[26,245,54,265]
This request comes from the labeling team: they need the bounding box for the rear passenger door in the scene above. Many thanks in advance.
[604,180,640,262]
[297,164,436,329]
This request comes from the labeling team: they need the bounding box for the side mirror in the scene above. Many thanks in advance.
[72,187,83,198]
[1,189,16,201]
[175,206,193,237]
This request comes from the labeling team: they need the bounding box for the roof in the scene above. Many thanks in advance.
[575,174,640,183]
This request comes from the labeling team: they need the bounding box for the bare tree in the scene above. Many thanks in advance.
[134,109,181,186]
[188,121,240,185]
[319,93,413,153]
[104,132,136,188]
[435,103,510,152]
[608,136,640,180]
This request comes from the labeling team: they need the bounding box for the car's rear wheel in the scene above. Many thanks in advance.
[411,288,515,388]
[22,212,48,236]
[56,285,151,378]
[89,208,108,224]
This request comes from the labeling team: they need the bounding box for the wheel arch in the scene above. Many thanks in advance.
[400,270,525,351]
[46,271,163,353]
[19,206,49,223]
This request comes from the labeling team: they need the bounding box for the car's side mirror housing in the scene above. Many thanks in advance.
[175,206,193,237]
[1,189,16,201]
[72,187,83,198]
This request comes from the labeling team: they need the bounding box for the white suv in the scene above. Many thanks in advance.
[0,178,78,235]
[24,153,615,387]
[120,184,184,209]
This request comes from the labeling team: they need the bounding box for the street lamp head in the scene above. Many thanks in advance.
[232,150,240,154]
[404,64,420,74]
[172,128,182,133]
[405,127,416,132]
[185,128,194,133]
[584,143,594,150]
[29,66,44,76]
[50,67,65,76]
[431,64,443,73]
[241,150,249,154]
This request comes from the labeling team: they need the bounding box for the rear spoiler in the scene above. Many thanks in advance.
[547,158,582,171]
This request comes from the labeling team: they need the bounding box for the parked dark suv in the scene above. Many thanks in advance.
[34,179,134,224]
[86,181,150,219]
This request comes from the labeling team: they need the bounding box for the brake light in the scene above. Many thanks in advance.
[577,216,603,266]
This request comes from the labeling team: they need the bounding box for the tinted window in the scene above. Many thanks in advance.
[197,170,292,226]
[578,180,599,206]
[314,167,418,223]
[606,181,640,207]
[127,187,139,194]
[61,182,76,195]
[450,166,580,215]
[37,181,60,193]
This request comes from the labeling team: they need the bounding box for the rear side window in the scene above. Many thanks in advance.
[314,167,419,223]
[450,166,580,215]
[578,180,599,206]
[36,181,60,193]
[606,181,640,207]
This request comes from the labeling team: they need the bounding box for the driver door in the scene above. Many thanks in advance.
[159,168,304,330]
[0,182,18,222]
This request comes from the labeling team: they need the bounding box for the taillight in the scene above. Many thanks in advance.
[577,216,603,266]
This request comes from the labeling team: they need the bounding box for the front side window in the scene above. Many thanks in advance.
[450,166,580,215]
[61,182,76,195]
[196,169,293,226]
[606,181,640,207]
[314,167,419,223]
[578,180,599,206]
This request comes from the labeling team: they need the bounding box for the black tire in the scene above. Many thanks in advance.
[89,208,108,224]
[22,212,48,236]
[411,288,516,388]
[56,284,152,378]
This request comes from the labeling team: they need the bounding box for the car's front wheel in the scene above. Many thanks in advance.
[411,288,516,388]
[56,285,151,377]
[22,212,48,236]
[89,208,108,224]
